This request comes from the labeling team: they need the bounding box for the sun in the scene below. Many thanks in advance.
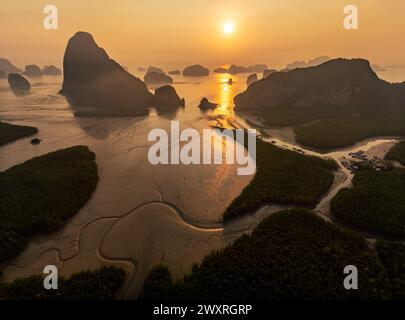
[223,21,234,34]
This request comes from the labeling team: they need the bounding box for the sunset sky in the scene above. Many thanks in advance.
[1,0,405,70]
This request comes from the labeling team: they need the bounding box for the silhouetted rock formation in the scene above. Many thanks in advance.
[144,72,173,86]
[22,65,42,77]
[247,74,258,86]
[0,58,22,74]
[263,69,277,78]
[168,70,180,75]
[227,78,233,85]
[0,71,6,79]
[42,65,62,75]
[286,56,330,69]
[213,67,228,73]
[228,64,268,74]
[198,97,217,110]
[8,73,31,89]
[154,85,185,108]
[183,64,209,76]
[60,32,153,115]
[214,64,268,74]
[235,58,405,114]
[146,66,165,74]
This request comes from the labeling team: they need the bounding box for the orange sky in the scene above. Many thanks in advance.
[1,0,404,70]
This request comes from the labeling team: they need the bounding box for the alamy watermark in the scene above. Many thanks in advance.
[43,265,58,290]
[147,121,257,176]
[343,4,359,30]
[43,5,58,30]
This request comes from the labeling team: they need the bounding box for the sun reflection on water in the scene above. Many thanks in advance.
[213,72,236,120]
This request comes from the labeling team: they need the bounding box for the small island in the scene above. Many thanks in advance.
[0,121,38,145]
[182,64,209,77]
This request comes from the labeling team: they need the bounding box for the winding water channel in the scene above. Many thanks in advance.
[0,74,402,298]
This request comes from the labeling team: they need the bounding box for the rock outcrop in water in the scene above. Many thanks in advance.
[235,58,405,113]
[247,74,258,86]
[8,73,31,89]
[144,71,173,86]
[22,65,42,77]
[198,97,217,110]
[154,85,185,108]
[42,65,62,75]
[183,64,209,77]
[0,58,22,74]
[60,31,153,115]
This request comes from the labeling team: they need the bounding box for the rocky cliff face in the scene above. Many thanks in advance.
[61,32,153,114]
[235,58,405,115]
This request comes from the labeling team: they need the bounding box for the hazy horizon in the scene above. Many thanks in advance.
[1,0,405,70]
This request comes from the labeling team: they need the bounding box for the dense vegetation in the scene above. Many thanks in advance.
[139,264,172,300]
[0,146,99,263]
[0,121,38,145]
[294,116,405,150]
[331,168,405,237]
[142,209,391,299]
[0,266,125,300]
[377,240,405,299]
[224,138,337,220]
[386,140,405,166]
[255,106,351,127]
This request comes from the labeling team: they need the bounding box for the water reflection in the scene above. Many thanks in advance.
[213,73,236,120]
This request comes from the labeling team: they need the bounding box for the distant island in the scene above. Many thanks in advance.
[182,64,209,76]
[214,64,268,74]
[285,56,330,69]
[22,64,42,77]
[42,65,62,75]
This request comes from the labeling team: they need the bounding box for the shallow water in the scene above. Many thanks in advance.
[0,72,402,298]
[0,73,256,298]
